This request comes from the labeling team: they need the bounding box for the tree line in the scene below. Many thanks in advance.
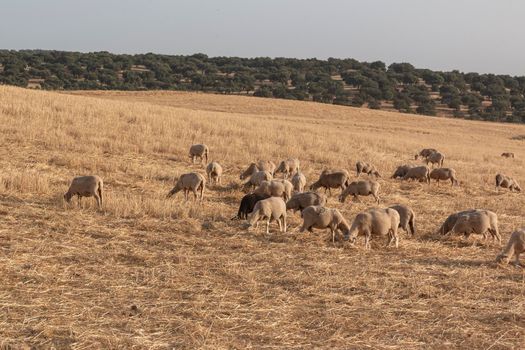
[1,49,525,123]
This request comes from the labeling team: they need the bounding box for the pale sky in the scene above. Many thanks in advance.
[1,0,524,75]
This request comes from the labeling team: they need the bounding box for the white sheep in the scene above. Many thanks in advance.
[189,144,209,164]
[291,172,307,193]
[496,229,525,266]
[275,158,300,178]
[206,161,223,185]
[346,208,401,249]
[167,172,206,201]
[300,205,351,243]
[248,197,287,234]
[64,175,104,209]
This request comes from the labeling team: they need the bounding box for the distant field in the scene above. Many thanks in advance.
[1,86,525,348]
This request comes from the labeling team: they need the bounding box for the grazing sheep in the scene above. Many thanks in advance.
[496,229,525,266]
[310,171,349,196]
[232,193,270,220]
[429,168,458,186]
[64,175,104,209]
[339,180,380,204]
[356,161,381,177]
[415,148,438,160]
[243,170,273,191]
[402,166,430,184]
[286,192,327,214]
[275,158,300,178]
[257,160,276,175]
[391,165,413,179]
[300,206,351,243]
[248,197,287,234]
[291,172,307,193]
[495,173,521,192]
[206,161,223,185]
[345,208,401,249]
[255,180,287,200]
[501,152,515,158]
[451,209,501,243]
[322,168,351,178]
[389,204,416,236]
[437,209,477,235]
[240,160,276,180]
[275,179,294,201]
[424,151,445,168]
[167,172,206,201]
[189,144,209,164]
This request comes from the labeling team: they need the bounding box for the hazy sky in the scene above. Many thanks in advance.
[1,0,524,75]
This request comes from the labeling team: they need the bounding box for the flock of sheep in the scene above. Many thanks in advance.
[62,144,525,267]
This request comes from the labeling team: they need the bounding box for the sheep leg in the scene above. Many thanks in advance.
[94,193,101,209]
[192,188,198,201]
[354,195,362,203]
[515,254,521,267]
[277,216,282,232]
[266,219,270,234]
[393,228,399,248]
[282,215,287,233]
[364,231,371,250]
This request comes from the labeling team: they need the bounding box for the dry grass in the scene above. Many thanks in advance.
[1,86,525,349]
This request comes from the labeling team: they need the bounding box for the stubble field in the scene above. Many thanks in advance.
[1,86,525,349]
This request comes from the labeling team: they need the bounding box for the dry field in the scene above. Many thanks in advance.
[1,86,525,349]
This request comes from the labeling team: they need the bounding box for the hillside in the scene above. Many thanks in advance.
[1,86,525,348]
[2,50,525,123]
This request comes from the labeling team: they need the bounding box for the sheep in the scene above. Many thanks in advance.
[424,151,445,168]
[64,175,103,209]
[391,165,413,179]
[167,172,206,201]
[248,197,287,234]
[450,209,501,243]
[356,161,381,178]
[189,144,209,164]
[388,204,416,236]
[501,152,515,158]
[402,166,430,184]
[291,172,307,193]
[243,170,273,191]
[275,179,293,201]
[321,168,350,178]
[310,171,349,196]
[286,192,327,214]
[339,180,380,204]
[496,229,525,266]
[257,160,276,175]
[275,158,300,178]
[232,193,270,220]
[240,160,276,180]
[437,209,477,235]
[300,206,351,243]
[345,208,401,249]
[256,179,293,201]
[415,148,438,160]
[429,168,458,186]
[206,161,223,185]
[495,173,521,192]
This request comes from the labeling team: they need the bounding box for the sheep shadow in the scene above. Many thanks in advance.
[418,232,500,249]
[210,181,241,193]
[411,256,489,269]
